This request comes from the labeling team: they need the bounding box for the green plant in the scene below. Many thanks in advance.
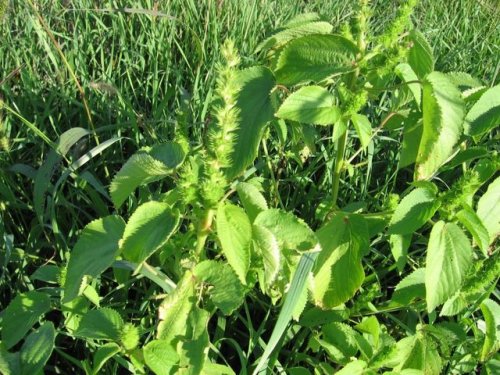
[1,0,499,374]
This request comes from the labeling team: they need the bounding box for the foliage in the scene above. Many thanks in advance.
[0,0,499,373]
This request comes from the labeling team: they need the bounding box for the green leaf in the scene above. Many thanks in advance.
[34,127,90,222]
[312,213,368,309]
[456,205,490,256]
[1,291,51,349]
[425,221,473,312]
[477,176,500,245]
[193,260,245,315]
[393,332,442,374]
[179,307,210,375]
[391,268,425,305]
[481,299,500,361]
[64,215,125,303]
[275,34,358,85]
[256,21,333,52]
[91,343,121,375]
[157,273,196,343]
[121,201,180,264]
[110,142,185,208]
[407,30,434,79]
[75,308,124,341]
[389,234,411,272]
[336,360,368,375]
[399,114,422,168]
[254,208,318,252]
[19,322,55,375]
[464,84,500,136]
[276,86,340,125]
[351,113,372,150]
[388,187,440,235]
[216,203,252,284]
[236,182,268,222]
[322,322,359,361]
[225,67,275,179]
[252,224,280,292]
[395,63,421,106]
[143,340,179,375]
[0,346,20,375]
[415,72,465,180]
[31,265,59,284]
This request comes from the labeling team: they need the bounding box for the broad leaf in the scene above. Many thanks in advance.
[193,260,245,315]
[480,299,500,361]
[225,67,275,178]
[388,187,440,235]
[389,233,411,272]
[399,113,422,168]
[476,175,500,244]
[1,291,51,349]
[143,340,179,375]
[19,322,55,375]
[110,142,185,208]
[75,308,124,341]
[456,205,490,256]
[275,34,358,85]
[252,224,280,292]
[395,63,421,106]
[254,208,318,252]
[415,72,465,180]
[236,182,268,222]
[91,343,121,375]
[393,332,442,374]
[179,307,210,375]
[216,203,252,284]
[312,213,368,308]
[464,84,500,136]
[256,20,333,52]
[276,86,340,125]
[391,268,425,305]
[64,215,125,302]
[351,113,372,149]
[425,221,473,312]
[0,347,20,375]
[121,201,180,264]
[407,30,434,79]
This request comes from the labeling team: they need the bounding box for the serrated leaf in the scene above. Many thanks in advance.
[456,205,490,256]
[225,67,275,179]
[121,201,180,264]
[388,187,440,235]
[480,299,500,361]
[216,203,252,284]
[393,333,442,374]
[143,340,179,375]
[312,213,368,309]
[464,84,500,136]
[34,127,90,222]
[157,273,196,343]
[283,13,321,28]
[399,114,422,168]
[407,30,434,79]
[254,208,318,252]
[446,72,483,90]
[110,142,185,208]
[322,322,359,361]
[179,307,210,375]
[275,34,358,85]
[252,224,280,292]
[477,175,500,245]
[389,234,411,272]
[236,182,268,222]
[276,86,340,125]
[1,291,51,349]
[91,343,121,375]
[425,221,473,312]
[395,63,421,106]
[31,264,59,284]
[351,113,372,149]
[391,268,425,305]
[64,215,125,303]
[19,322,55,375]
[193,260,245,315]
[75,308,124,341]
[256,21,333,52]
[415,72,465,180]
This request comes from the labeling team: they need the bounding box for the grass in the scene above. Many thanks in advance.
[0,0,499,372]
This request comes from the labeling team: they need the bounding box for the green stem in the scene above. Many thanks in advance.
[195,209,214,261]
[331,129,348,207]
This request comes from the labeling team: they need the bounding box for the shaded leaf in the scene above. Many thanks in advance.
[143,340,179,375]
[20,322,55,375]
[236,182,268,222]
[407,30,434,79]
[456,205,490,256]
[75,308,124,341]
[391,268,425,305]
[252,224,280,292]
[351,113,372,149]
[464,84,500,136]
[481,299,500,361]
[477,176,500,244]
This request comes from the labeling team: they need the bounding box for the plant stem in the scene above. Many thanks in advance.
[195,208,214,261]
[331,129,348,207]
